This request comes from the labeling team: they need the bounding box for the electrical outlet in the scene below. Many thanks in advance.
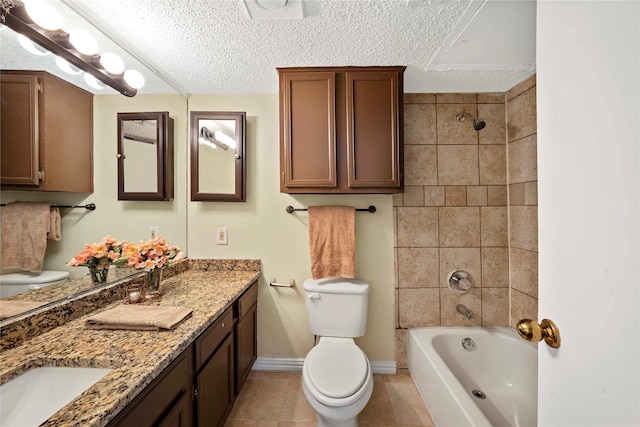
[149,226,159,240]
[216,227,228,245]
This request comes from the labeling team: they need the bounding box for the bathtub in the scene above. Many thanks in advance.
[408,327,537,427]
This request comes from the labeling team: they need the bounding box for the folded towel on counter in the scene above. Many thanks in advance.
[0,300,47,320]
[308,205,356,279]
[84,305,193,331]
[0,202,61,272]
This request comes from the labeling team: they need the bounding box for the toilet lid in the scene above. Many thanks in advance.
[306,341,368,399]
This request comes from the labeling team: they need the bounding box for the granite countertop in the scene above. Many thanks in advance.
[0,260,261,427]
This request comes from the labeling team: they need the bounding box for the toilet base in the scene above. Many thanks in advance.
[315,414,358,427]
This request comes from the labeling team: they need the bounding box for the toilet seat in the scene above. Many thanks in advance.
[303,337,370,403]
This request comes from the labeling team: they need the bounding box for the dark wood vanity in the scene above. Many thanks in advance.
[107,280,258,427]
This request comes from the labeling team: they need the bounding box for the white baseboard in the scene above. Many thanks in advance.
[253,357,396,375]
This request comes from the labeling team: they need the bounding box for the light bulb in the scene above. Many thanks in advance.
[24,0,62,31]
[69,29,98,55]
[83,73,105,89]
[124,70,145,89]
[100,52,125,74]
[17,34,49,56]
[55,56,82,75]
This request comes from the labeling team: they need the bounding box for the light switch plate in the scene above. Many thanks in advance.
[216,227,228,245]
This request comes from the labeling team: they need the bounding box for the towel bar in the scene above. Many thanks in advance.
[285,205,376,214]
[0,203,96,210]
[269,278,296,288]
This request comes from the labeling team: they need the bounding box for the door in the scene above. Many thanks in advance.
[537,2,639,425]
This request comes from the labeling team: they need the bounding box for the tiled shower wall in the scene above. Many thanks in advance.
[506,75,538,328]
[394,76,538,368]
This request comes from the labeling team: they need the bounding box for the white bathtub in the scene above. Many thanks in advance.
[408,327,537,427]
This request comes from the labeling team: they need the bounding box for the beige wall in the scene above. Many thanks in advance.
[506,75,538,327]
[187,94,396,361]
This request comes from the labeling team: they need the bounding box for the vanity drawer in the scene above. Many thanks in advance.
[195,307,233,371]
[237,281,258,320]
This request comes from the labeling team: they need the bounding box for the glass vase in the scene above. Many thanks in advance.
[144,268,163,298]
[88,265,109,285]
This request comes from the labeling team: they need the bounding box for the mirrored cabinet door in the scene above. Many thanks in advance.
[190,111,246,202]
[117,112,174,201]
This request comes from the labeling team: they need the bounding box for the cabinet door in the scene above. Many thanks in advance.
[107,346,193,427]
[236,302,257,394]
[346,71,402,188]
[157,391,193,427]
[280,71,337,189]
[0,74,40,186]
[197,333,235,427]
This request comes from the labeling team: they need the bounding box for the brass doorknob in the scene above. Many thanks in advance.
[517,318,561,348]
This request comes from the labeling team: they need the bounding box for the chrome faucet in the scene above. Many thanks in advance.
[456,304,473,320]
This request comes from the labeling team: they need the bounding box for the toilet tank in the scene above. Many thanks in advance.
[303,278,370,338]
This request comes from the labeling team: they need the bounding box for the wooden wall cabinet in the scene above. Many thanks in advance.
[278,66,405,194]
[0,70,93,193]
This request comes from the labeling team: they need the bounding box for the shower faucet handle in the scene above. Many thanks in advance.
[517,318,561,348]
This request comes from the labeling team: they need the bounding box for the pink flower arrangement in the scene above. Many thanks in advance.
[122,237,183,272]
[67,235,124,269]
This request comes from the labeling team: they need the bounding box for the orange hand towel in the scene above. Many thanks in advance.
[308,206,355,279]
[1,202,56,272]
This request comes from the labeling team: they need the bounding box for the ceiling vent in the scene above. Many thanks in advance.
[242,0,305,20]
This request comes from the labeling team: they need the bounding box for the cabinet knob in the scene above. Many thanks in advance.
[117,153,126,159]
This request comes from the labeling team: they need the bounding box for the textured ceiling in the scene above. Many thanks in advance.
[0,0,536,95]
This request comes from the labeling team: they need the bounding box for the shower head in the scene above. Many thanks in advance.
[456,113,486,131]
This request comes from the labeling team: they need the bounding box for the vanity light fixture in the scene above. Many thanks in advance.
[23,0,61,30]
[55,55,82,74]
[17,32,47,54]
[0,0,141,96]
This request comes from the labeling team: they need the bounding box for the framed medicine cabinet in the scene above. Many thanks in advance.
[190,111,246,202]
[117,112,174,201]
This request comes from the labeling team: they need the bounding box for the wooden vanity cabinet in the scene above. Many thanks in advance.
[278,66,405,194]
[107,346,194,427]
[235,281,258,394]
[107,280,258,427]
[0,70,93,192]
[195,307,235,427]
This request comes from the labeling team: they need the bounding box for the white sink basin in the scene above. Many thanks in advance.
[0,366,112,426]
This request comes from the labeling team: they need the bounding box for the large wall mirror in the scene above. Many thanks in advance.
[117,112,174,201]
[190,111,246,202]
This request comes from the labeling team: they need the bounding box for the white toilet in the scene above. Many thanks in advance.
[302,278,374,427]
[0,271,70,299]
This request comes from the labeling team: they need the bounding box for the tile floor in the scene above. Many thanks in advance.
[225,370,435,427]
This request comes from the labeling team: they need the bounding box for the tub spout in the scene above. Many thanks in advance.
[456,304,473,320]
